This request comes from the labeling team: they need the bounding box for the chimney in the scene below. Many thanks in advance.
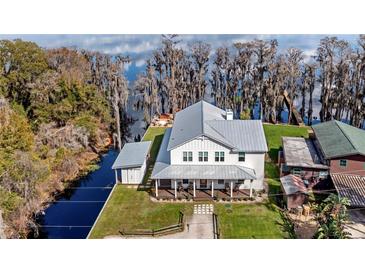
[226,109,233,120]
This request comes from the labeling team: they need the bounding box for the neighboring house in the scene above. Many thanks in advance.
[312,120,365,207]
[280,174,308,209]
[151,100,268,199]
[312,120,365,177]
[280,137,329,185]
[112,141,152,184]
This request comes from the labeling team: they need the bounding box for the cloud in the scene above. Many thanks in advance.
[135,59,146,67]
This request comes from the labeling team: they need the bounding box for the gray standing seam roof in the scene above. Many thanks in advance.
[166,100,268,152]
[112,141,152,169]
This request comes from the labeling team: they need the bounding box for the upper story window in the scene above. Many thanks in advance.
[199,151,208,162]
[238,152,246,162]
[340,159,347,167]
[215,151,225,162]
[183,151,193,162]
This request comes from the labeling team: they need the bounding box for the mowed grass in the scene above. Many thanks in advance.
[142,126,166,185]
[89,186,193,238]
[142,126,166,162]
[215,203,285,239]
[263,124,309,162]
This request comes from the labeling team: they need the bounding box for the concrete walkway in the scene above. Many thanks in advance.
[345,210,365,239]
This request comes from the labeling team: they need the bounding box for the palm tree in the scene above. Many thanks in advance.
[313,194,351,239]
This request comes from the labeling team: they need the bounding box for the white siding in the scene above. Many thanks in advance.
[120,158,147,184]
[170,136,265,189]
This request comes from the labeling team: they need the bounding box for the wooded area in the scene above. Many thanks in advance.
[134,35,365,128]
[0,40,130,237]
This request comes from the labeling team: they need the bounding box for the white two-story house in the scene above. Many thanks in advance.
[151,100,268,199]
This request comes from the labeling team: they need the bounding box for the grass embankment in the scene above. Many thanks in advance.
[142,127,166,185]
[89,185,193,238]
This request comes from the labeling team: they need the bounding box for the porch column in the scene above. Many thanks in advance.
[155,179,159,197]
[230,181,233,198]
[249,180,253,198]
[174,180,177,199]
[114,169,118,184]
[211,180,214,197]
[193,180,196,197]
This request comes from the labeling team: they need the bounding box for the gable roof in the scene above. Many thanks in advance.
[166,100,268,152]
[331,173,365,207]
[312,120,365,159]
[112,141,152,169]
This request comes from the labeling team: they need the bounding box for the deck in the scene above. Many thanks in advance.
[153,188,251,201]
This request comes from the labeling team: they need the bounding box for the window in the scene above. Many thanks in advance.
[204,151,208,162]
[215,151,225,162]
[238,152,246,162]
[218,179,224,184]
[340,159,347,167]
[183,151,193,162]
[199,151,208,162]
[188,152,193,162]
[220,151,224,161]
[183,179,189,184]
[292,167,302,175]
[215,152,219,162]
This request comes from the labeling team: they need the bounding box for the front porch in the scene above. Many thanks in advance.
[152,188,251,201]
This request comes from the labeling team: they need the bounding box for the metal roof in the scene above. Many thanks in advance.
[112,141,152,169]
[151,164,256,180]
[166,100,268,152]
[282,137,328,169]
[312,120,365,159]
[331,173,365,207]
[280,175,308,195]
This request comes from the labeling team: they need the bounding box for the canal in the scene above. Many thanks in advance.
[36,149,119,239]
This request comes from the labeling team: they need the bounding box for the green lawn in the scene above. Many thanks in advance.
[142,127,167,163]
[263,124,309,162]
[89,185,193,238]
[215,203,285,239]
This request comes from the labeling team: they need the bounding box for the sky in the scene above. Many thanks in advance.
[0,34,360,82]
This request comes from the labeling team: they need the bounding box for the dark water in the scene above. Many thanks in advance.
[35,149,118,239]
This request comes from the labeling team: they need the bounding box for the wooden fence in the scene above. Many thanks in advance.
[119,211,184,237]
[212,213,220,239]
